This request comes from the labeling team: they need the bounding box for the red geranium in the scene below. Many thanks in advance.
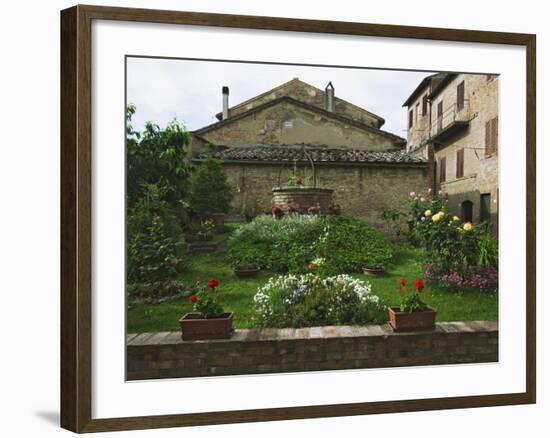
[308,263,316,270]
[412,278,425,292]
[207,278,219,289]
[399,278,407,286]
[188,293,197,303]
[395,284,404,292]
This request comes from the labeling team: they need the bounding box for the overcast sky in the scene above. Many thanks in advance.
[126,57,434,138]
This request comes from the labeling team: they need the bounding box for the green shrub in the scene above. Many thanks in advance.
[189,155,233,216]
[127,184,189,285]
[253,273,387,328]
[227,214,393,274]
[226,215,324,272]
[317,215,393,275]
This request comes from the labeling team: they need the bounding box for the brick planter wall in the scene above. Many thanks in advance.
[126,321,498,380]
[272,186,334,211]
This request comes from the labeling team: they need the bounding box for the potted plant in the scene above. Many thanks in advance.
[179,278,233,340]
[388,278,437,332]
[362,265,385,275]
[232,254,261,278]
[197,218,215,241]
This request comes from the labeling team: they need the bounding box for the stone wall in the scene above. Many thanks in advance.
[222,162,429,232]
[126,321,498,380]
[223,78,383,128]
[433,74,499,226]
[201,100,400,150]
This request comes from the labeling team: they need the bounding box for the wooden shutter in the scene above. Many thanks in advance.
[457,81,465,111]
[409,110,413,128]
[485,117,499,156]
[439,157,446,183]
[492,117,498,153]
[456,149,464,178]
[437,101,443,131]
[423,95,428,116]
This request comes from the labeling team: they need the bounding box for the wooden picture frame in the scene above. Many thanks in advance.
[60,4,536,433]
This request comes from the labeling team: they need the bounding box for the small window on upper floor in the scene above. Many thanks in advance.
[422,95,428,116]
[409,109,413,129]
[415,103,420,123]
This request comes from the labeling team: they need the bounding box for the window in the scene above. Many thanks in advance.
[439,157,446,183]
[485,117,499,156]
[422,95,428,116]
[456,148,464,179]
[457,81,465,111]
[461,200,473,223]
[415,103,420,123]
[409,110,413,129]
[480,193,491,222]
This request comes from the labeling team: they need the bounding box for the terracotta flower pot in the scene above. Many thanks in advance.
[179,312,234,340]
[234,266,261,278]
[362,266,385,275]
[388,306,437,332]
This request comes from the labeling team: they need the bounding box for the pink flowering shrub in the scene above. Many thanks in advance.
[425,263,498,292]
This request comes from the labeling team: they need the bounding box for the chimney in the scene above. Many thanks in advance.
[222,86,229,120]
[325,82,335,112]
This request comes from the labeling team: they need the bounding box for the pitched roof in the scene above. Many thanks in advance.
[194,144,427,166]
[194,96,405,145]
[402,73,456,107]
[215,78,385,127]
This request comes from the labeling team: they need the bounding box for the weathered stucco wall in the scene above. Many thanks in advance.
[222,162,429,232]
[201,101,400,150]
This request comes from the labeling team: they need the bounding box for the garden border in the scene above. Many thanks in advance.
[127,321,499,380]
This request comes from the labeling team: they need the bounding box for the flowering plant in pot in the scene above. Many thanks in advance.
[388,278,437,332]
[232,253,261,278]
[179,278,233,340]
[196,218,215,241]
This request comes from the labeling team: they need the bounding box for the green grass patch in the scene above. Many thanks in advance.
[127,228,498,333]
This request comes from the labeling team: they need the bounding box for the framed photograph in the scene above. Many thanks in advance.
[60,4,536,433]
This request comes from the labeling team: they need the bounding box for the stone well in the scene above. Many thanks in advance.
[271,186,334,212]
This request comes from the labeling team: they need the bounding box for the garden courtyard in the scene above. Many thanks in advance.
[127,222,498,333]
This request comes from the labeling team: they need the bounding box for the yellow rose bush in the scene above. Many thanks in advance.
[407,189,498,292]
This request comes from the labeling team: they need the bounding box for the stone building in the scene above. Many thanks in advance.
[191,78,429,231]
[403,73,499,228]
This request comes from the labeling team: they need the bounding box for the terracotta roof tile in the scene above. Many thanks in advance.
[194,145,427,165]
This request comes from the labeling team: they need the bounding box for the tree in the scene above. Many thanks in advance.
[126,108,192,210]
[189,154,233,216]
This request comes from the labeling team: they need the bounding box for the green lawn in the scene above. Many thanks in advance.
[127,224,498,333]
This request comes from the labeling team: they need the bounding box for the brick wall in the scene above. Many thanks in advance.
[127,321,498,380]
[223,162,429,232]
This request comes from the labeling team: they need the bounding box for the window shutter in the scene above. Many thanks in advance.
[456,149,464,178]
[485,120,493,156]
[439,157,446,183]
[409,110,413,128]
[457,81,465,111]
[422,95,428,116]
[485,117,499,156]
[492,117,498,154]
